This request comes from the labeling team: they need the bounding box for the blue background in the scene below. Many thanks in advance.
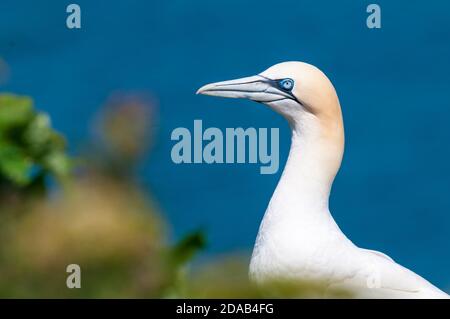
[1,1,449,289]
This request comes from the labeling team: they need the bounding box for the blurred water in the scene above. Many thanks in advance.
[1,0,449,288]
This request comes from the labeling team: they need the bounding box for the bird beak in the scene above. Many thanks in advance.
[196,75,293,103]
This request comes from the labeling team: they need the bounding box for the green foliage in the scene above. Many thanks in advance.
[0,93,207,298]
[162,230,207,298]
[0,94,72,190]
[170,229,207,268]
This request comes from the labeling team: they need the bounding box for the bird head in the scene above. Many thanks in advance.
[197,61,341,130]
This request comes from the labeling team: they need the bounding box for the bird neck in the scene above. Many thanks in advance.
[250,111,346,280]
[250,111,345,280]
[273,111,344,214]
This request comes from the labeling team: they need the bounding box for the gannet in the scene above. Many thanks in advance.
[197,61,449,299]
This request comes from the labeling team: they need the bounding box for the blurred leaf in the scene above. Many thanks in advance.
[0,94,33,131]
[22,113,52,154]
[41,151,72,179]
[0,93,72,190]
[23,114,67,154]
[170,229,207,267]
[0,140,32,186]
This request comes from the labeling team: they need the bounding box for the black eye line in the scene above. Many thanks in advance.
[258,75,300,104]
[257,75,315,114]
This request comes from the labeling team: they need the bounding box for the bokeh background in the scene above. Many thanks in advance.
[0,0,449,293]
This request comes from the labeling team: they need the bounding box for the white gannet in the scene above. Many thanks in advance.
[197,61,449,298]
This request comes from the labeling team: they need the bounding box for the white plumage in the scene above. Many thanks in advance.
[198,61,449,298]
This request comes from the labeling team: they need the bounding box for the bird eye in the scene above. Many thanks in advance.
[278,78,294,91]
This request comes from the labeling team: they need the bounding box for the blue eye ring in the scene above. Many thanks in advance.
[278,78,294,91]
